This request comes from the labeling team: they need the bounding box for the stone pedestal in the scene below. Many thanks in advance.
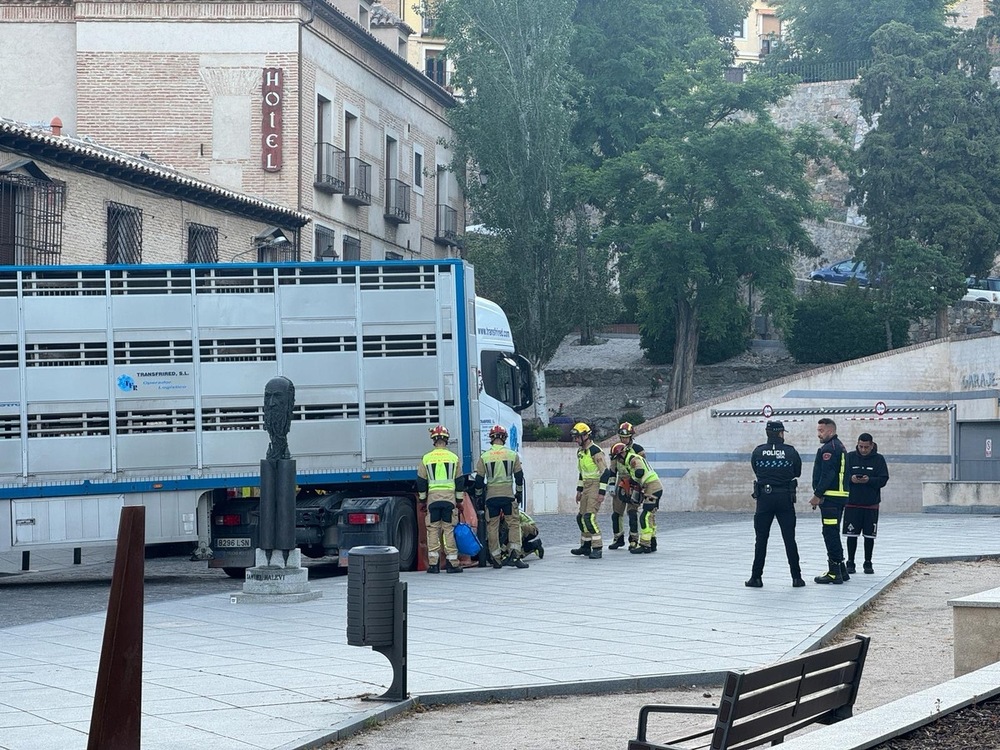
[949,585,1000,676]
[230,548,322,604]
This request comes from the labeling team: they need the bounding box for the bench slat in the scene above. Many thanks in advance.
[730,639,866,695]
[720,685,855,748]
[729,661,861,718]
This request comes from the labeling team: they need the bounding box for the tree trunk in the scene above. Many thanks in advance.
[533,366,550,427]
[884,318,893,351]
[935,307,949,339]
[667,298,699,411]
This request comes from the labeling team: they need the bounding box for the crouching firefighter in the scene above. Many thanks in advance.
[473,425,529,569]
[610,442,663,554]
[608,422,642,551]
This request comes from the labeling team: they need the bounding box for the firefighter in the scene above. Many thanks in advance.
[569,422,614,559]
[608,422,645,551]
[809,417,850,584]
[610,442,663,554]
[416,424,465,574]
[519,511,544,559]
[473,424,528,569]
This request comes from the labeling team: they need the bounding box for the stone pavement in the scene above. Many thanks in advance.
[1,513,999,750]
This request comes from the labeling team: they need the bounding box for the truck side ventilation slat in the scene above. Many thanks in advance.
[114,340,194,365]
[364,401,439,425]
[27,412,111,438]
[25,342,108,367]
[194,267,276,294]
[200,338,277,363]
[0,344,18,367]
[362,334,436,357]
[0,415,20,439]
[359,264,437,290]
[281,336,358,354]
[116,409,197,434]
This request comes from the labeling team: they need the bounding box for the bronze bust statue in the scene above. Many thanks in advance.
[263,376,295,461]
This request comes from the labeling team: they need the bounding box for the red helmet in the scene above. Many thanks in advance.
[618,421,635,438]
[488,425,508,443]
[429,424,450,442]
[610,442,628,461]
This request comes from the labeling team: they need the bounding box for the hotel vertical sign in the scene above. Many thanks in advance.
[262,68,283,172]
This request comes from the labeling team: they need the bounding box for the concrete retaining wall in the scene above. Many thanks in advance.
[923,481,1000,513]
[521,335,1000,516]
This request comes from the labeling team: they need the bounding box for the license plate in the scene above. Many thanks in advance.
[216,537,252,548]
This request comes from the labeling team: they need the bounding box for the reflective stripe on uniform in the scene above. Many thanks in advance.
[423,448,459,492]
[822,518,839,525]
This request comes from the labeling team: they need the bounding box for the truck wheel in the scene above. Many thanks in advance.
[388,501,417,571]
[222,567,246,579]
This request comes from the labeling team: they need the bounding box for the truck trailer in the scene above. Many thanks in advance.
[0,260,532,575]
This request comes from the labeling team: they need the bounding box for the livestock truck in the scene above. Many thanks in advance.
[0,259,532,575]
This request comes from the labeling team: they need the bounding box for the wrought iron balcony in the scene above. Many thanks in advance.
[314,142,346,194]
[434,204,460,246]
[384,178,411,224]
[344,157,372,206]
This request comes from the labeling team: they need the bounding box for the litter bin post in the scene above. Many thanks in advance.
[347,546,408,701]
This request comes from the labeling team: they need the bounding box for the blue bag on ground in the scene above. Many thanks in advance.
[454,520,481,556]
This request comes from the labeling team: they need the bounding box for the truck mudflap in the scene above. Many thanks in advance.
[337,496,418,571]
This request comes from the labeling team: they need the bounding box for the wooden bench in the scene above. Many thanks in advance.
[628,634,870,750]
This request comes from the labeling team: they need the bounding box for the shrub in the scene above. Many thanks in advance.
[786,283,908,364]
[619,410,645,428]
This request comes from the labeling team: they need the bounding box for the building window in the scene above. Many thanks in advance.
[187,223,218,263]
[413,148,424,190]
[107,202,143,264]
[733,19,747,39]
[385,250,403,260]
[425,50,447,87]
[342,234,362,261]
[0,168,65,266]
[316,225,337,261]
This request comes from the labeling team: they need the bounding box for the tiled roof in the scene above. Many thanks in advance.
[0,118,311,227]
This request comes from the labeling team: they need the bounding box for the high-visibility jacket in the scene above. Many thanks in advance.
[417,447,463,504]
[812,436,849,499]
[473,445,524,500]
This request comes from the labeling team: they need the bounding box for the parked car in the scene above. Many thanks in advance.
[809,259,874,287]
[962,276,1000,304]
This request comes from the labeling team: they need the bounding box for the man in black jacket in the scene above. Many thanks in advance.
[843,433,889,575]
[809,418,850,584]
[746,420,805,588]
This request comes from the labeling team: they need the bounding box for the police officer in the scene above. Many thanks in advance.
[809,417,850,584]
[746,420,804,588]
[569,422,614,559]
[416,425,464,574]
[609,422,643,551]
[609,442,662,554]
[473,424,529,569]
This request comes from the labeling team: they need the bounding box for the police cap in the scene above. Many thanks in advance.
[765,420,786,432]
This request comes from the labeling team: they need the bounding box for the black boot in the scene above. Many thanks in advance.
[814,560,844,585]
[608,537,626,550]
[571,541,592,556]
[846,560,856,575]
[445,560,463,573]
[650,536,657,552]
[840,561,851,582]
[745,576,763,588]
[589,547,603,559]
[503,552,529,569]
[489,555,502,570]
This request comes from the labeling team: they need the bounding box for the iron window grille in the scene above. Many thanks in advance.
[106,202,143,264]
[0,172,66,265]
[315,225,337,261]
[187,223,219,263]
[342,235,362,261]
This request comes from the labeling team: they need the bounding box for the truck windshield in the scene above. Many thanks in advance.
[480,350,528,410]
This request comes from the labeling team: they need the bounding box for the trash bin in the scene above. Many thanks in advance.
[346,545,399,648]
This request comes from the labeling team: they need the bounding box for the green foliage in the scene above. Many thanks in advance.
[533,425,563,442]
[850,20,1000,285]
[619,410,646,428]
[786,283,908,364]
[639,295,750,365]
[436,0,578,376]
[771,0,950,66]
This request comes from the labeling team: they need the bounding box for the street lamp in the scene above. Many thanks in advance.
[477,169,490,187]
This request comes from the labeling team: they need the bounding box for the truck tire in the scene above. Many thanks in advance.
[387,500,417,571]
[222,567,247,579]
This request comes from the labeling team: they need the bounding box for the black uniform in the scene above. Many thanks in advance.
[812,434,849,564]
[749,435,803,581]
[843,446,889,539]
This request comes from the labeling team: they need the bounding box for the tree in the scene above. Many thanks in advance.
[771,0,950,66]
[435,0,577,425]
[595,56,831,409]
[849,15,1000,332]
